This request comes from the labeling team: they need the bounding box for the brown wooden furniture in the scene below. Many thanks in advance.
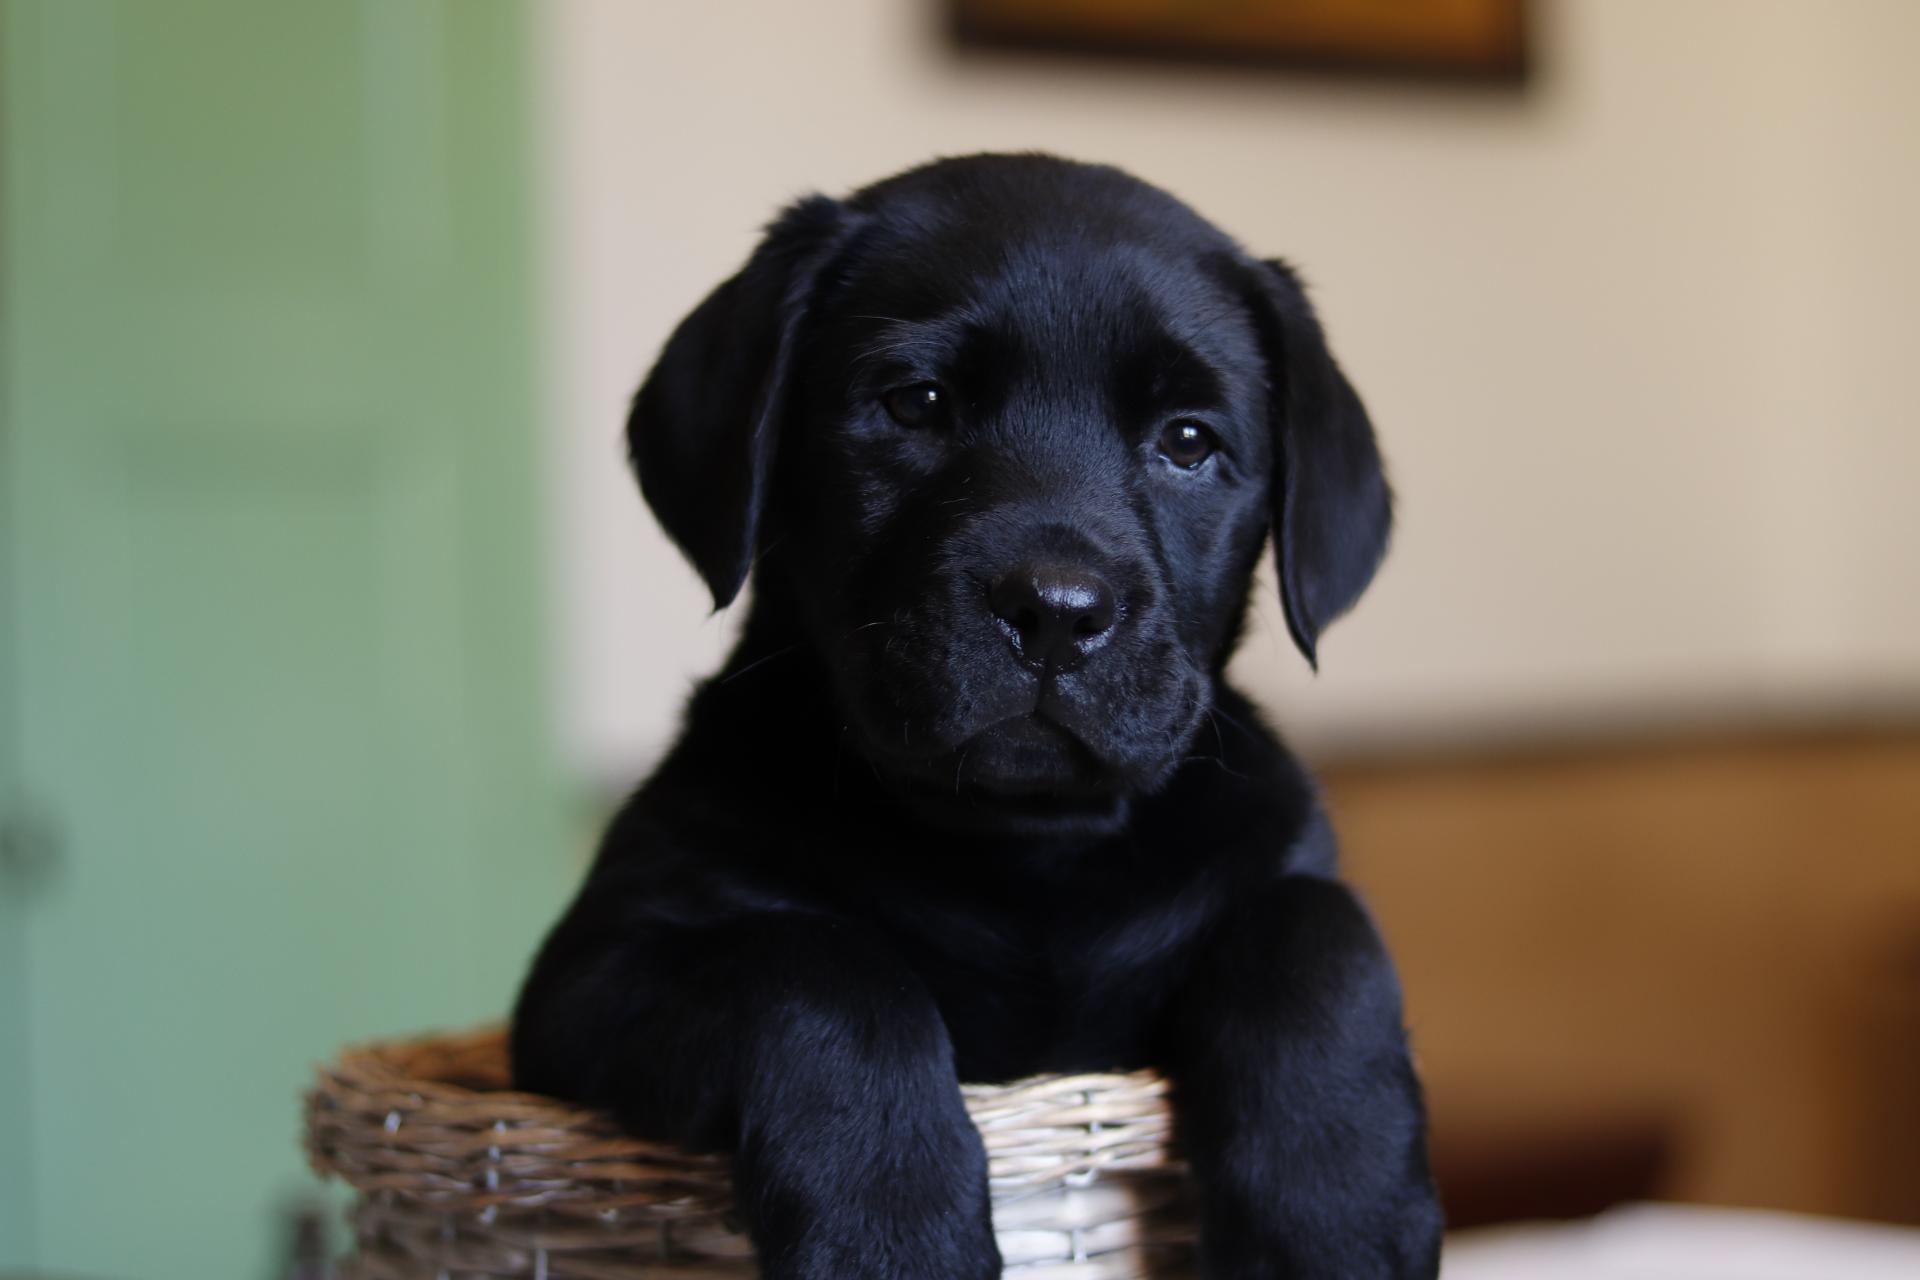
[1323,730,1920,1223]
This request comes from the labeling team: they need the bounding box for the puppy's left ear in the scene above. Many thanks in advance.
[1242,258,1392,668]
[628,195,854,609]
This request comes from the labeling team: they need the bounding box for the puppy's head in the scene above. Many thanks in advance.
[632,155,1389,822]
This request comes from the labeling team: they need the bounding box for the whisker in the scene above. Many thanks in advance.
[718,645,799,686]
[1208,702,1256,739]
[1183,753,1250,781]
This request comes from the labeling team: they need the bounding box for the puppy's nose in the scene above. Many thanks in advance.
[988,563,1118,671]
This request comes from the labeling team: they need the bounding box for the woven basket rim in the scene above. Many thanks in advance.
[305,1025,1195,1274]
[321,1024,598,1112]
[310,1022,1177,1122]
[306,1024,1183,1193]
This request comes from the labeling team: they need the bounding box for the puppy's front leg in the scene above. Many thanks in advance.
[1170,875,1442,1280]
[515,910,1000,1280]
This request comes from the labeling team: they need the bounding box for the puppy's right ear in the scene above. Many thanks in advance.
[628,195,853,609]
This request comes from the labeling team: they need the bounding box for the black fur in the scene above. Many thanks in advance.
[515,154,1437,1279]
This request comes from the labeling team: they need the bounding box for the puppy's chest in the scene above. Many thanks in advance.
[880,896,1175,1080]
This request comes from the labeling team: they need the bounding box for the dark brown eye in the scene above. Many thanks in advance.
[882,383,946,429]
[1158,419,1217,469]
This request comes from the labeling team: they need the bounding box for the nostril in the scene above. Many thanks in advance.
[1053,588,1115,649]
[988,578,1041,644]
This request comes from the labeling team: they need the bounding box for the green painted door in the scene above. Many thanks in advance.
[1,3,569,1275]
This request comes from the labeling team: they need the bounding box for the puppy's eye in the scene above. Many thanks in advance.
[882,383,947,429]
[1158,419,1217,470]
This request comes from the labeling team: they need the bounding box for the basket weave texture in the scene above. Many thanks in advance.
[305,1026,1198,1278]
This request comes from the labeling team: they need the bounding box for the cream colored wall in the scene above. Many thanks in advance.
[538,0,1920,783]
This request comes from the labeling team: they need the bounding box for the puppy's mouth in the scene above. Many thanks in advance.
[837,606,1214,809]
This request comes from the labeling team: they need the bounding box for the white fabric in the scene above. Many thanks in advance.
[1443,1204,1920,1280]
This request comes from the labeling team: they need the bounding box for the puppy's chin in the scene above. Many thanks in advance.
[958,714,1106,794]
[874,713,1109,795]
[861,714,1135,836]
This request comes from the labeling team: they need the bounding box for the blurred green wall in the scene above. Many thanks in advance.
[1,2,571,1274]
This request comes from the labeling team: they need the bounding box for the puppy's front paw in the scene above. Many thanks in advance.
[757,1196,1001,1280]
[748,1113,1002,1280]
[1203,1184,1441,1280]
[1361,1185,1444,1280]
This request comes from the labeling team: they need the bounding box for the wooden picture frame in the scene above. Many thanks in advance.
[950,0,1530,83]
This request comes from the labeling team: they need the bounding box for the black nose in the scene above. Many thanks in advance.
[988,563,1118,671]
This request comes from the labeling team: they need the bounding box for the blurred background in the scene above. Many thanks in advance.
[2,1,1917,1277]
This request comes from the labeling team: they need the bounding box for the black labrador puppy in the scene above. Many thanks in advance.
[514,154,1440,1279]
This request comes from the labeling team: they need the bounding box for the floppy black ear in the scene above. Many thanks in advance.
[1243,258,1393,669]
[628,195,852,609]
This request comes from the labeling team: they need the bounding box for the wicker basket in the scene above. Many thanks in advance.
[304,1026,1199,1278]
